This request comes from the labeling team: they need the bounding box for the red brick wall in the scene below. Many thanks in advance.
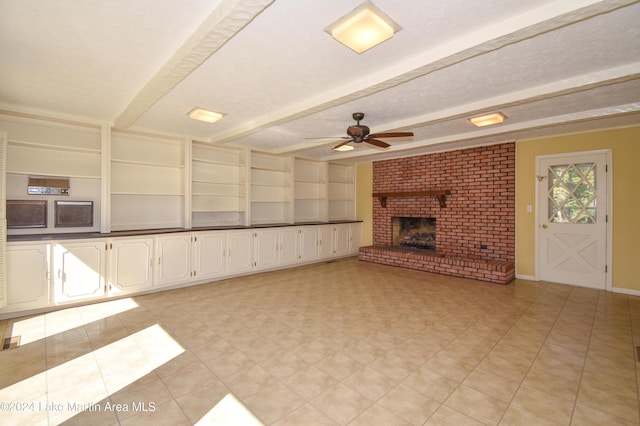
[372,142,515,262]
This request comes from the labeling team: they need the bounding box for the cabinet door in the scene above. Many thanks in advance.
[4,244,50,311]
[334,224,351,257]
[193,231,226,280]
[254,230,279,270]
[109,238,154,295]
[54,241,106,303]
[299,227,318,261]
[350,223,363,254]
[318,225,335,259]
[156,234,192,287]
[227,231,253,274]
[279,228,299,265]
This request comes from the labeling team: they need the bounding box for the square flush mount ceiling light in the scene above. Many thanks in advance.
[188,107,225,124]
[324,1,402,54]
[469,112,507,127]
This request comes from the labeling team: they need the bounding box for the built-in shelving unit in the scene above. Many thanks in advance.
[250,151,293,225]
[328,163,355,221]
[294,158,327,223]
[0,113,102,234]
[1,111,359,235]
[110,130,185,231]
[191,142,246,227]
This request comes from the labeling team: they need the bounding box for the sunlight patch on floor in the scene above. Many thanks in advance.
[0,323,183,425]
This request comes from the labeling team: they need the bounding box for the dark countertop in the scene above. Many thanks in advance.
[7,220,362,242]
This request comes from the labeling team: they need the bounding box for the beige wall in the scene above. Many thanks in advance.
[355,162,373,246]
[516,126,640,291]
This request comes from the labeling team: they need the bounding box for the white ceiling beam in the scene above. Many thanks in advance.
[113,0,274,129]
[272,64,640,155]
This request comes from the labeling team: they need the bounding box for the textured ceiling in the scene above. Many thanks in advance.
[1,0,639,162]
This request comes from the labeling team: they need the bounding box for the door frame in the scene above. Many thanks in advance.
[534,149,613,290]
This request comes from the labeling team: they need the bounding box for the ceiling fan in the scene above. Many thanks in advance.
[311,112,414,150]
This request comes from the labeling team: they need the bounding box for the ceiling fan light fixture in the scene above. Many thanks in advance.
[333,144,355,152]
[188,107,225,124]
[325,1,401,54]
[469,112,506,127]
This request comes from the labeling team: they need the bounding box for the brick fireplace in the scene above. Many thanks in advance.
[359,142,515,284]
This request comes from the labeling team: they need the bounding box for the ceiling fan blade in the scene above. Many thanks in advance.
[368,132,414,138]
[332,140,353,149]
[365,138,390,148]
[305,136,350,140]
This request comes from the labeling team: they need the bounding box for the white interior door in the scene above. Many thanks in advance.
[537,151,608,289]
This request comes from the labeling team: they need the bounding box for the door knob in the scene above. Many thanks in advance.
[541,224,548,229]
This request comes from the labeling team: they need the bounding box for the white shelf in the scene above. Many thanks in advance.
[1,113,104,235]
[192,195,245,212]
[251,152,291,171]
[192,142,244,165]
[9,139,100,154]
[7,138,101,179]
[191,143,246,227]
[110,131,186,230]
[328,163,355,221]
[112,131,183,167]
[250,151,292,225]
[111,162,184,195]
[111,158,185,169]
[110,194,184,231]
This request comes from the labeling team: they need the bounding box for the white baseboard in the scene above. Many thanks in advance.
[515,274,537,281]
[612,287,640,297]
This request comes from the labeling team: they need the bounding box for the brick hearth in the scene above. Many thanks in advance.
[359,142,515,284]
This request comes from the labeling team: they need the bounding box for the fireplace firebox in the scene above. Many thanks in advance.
[392,217,436,251]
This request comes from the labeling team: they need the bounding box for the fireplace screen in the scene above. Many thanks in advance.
[392,217,436,251]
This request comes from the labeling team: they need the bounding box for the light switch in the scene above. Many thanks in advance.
[526,205,533,213]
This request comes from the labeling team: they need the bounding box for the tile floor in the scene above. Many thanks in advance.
[1,257,639,425]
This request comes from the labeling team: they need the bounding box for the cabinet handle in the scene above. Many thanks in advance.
[158,257,161,265]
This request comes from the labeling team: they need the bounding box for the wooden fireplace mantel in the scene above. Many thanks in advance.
[373,190,452,208]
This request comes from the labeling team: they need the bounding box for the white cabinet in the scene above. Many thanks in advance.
[2,243,50,312]
[318,225,335,259]
[53,240,106,303]
[155,231,229,287]
[226,230,254,274]
[1,222,361,318]
[297,223,362,262]
[349,222,363,254]
[193,231,227,280]
[155,233,193,287]
[108,238,154,295]
[334,224,351,257]
[299,226,319,261]
[279,227,300,266]
[254,229,279,270]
